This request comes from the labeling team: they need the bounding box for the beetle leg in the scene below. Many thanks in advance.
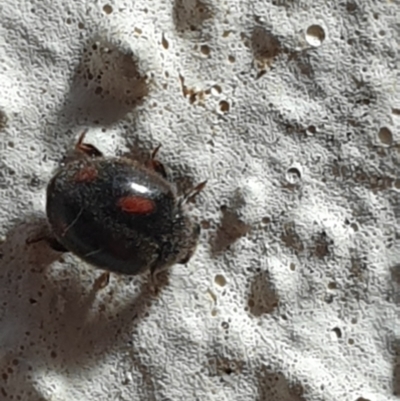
[178,248,195,264]
[178,223,200,264]
[26,233,68,253]
[149,264,159,283]
[93,272,110,290]
[146,144,167,179]
[75,129,104,158]
[149,263,166,296]
[149,268,159,295]
[180,180,207,205]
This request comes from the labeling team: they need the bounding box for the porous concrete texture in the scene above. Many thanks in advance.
[0,0,399,400]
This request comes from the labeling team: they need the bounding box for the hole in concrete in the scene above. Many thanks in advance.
[214,274,227,287]
[378,126,392,145]
[219,100,230,113]
[286,166,302,185]
[162,34,169,49]
[306,25,325,47]
[200,44,211,55]
[103,4,113,14]
[332,327,342,338]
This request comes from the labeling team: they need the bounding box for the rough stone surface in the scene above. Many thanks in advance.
[0,0,399,400]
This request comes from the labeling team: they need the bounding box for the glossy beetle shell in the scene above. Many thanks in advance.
[46,156,200,276]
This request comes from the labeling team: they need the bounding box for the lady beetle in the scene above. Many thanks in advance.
[41,130,206,279]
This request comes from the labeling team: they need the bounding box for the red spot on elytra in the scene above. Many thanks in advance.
[74,166,98,183]
[117,196,155,215]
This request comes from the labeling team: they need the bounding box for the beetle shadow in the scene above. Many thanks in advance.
[210,190,251,258]
[0,215,169,397]
[210,205,251,256]
[55,37,149,131]
[0,377,45,401]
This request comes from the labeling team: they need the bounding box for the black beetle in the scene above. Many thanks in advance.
[35,130,205,280]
